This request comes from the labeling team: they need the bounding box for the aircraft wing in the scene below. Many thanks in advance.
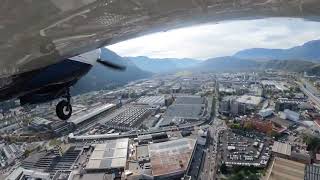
[1,0,320,78]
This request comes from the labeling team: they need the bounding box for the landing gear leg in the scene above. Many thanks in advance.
[56,89,72,120]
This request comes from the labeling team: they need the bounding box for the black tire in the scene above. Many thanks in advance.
[56,100,72,120]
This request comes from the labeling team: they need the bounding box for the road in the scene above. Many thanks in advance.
[200,87,228,180]
[298,79,320,110]
[199,118,227,180]
[199,89,227,180]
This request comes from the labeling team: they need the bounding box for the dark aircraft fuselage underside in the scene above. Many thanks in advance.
[1,0,320,78]
[0,59,92,103]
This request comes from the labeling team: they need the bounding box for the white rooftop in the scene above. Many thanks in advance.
[236,95,262,106]
[86,138,129,170]
[272,141,291,156]
[68,103,115,125]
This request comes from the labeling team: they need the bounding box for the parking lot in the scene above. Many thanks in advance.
[219,130,271,167]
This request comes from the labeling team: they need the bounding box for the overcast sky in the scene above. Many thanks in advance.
[107,18,320,60]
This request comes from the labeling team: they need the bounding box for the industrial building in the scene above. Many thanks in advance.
[6,167,50,180]
[0,144,23,166]
[159,96,206,127]
[268,157,305,180]
[275,98,304,112]
[219,96,237,115]
[21,146,81,177]
[234,95,262,115]
[86,138,129,171]
[280,109,300,122]
[258,108,274,118]
[219,95,262,116]
[159,104,205,127]
[103,106,152,130]
[29,116,74,136]
[71,173,115,180]
[136,96,165,107]
[137,132,168,144]
[272,141,311,163]
[68,132,121,142]
[148,138,196,179]
[261,80,289,92]
[30,117,52,130]
[49,120,74,136]
[305,164,320,180]
[174,96,205,105]
[68,103,116,127]
[272,141,292,158]
[236,95,262,107]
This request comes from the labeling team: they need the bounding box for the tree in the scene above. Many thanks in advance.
[220,163,228,174]
[303,134,320,152]
[228,167,260,180]
[23,149,32,158]
[243,121,254,130]
[270,131,280,139]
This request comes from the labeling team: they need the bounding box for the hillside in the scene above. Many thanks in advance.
[72,48,152,94]
[128,56,199,73]
[193,39,320,73]
[306,64,320,76]
[194,56,259,72]
[194,56,317,73]
[234,40,320,61]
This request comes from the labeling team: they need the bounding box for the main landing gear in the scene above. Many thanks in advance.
[56,89,72,120]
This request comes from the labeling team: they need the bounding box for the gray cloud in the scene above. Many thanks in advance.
[107,18,320,60]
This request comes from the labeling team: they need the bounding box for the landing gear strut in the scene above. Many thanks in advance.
[56,89,72,120]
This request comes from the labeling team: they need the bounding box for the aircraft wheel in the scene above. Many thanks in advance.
[56,100,72,120]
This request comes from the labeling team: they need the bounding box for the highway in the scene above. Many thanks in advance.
[298,79,320,110]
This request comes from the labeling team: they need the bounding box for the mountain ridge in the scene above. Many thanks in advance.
[234,39,320,61]
[193,56,318,74]
[72,48,152,95]
[127,56,199,74]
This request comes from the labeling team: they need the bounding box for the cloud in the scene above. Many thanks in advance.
[107,18,320,60]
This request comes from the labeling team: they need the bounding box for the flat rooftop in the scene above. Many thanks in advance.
[305,164,320,180]
[236,95,262,106]
[149,138,196,177]
[32,117,52,126]
[165,104,204,118]
[136,96,165,105]
[72,173,114,180]
[175,96,204,105]
[272,141,292,156]
[68,103,116,125]
[268,157,305,180]
[86,138,128,170]
[160,104,204,127]
[102,105,151,128]
[261,80,289,91]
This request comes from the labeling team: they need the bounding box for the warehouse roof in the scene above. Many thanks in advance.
[175,96,204,105]
[305,164,320,180]
[86,138,128,170]
[236,95,262,106]
[32,117,52,126]
[136,96,165,106]
[268,157,305,180]
[165,104,204,118]
[68,103,115,125]
[149,138,196,177]
[272,141,292,156]
[159,104,204,127]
